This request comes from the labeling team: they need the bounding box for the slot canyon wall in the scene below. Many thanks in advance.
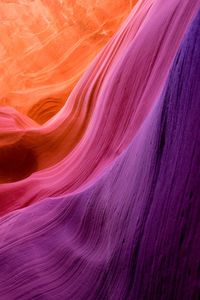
[0,1,199,299]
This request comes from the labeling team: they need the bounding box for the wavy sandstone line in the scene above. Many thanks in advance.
[0,0,199,216]
[0,7,199,299]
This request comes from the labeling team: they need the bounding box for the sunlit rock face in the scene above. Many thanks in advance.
[0,0,135,123]
[0,1,200,299]
[0,0,198,186]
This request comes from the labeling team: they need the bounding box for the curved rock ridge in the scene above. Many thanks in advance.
[0,7,199,299]
[0,0,199,214]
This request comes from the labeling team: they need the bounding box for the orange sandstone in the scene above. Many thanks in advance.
[0,0,135,124]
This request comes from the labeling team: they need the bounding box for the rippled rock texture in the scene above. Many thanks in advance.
[0,0,200,299]
[0,0,135,123]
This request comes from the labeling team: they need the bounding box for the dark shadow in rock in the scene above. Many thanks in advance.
[0,141,37,183]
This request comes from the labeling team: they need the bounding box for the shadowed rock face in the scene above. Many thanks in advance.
[0,0,135,123]
[0,0,198,187]
[0,1,199,299]
[0,141,37,183]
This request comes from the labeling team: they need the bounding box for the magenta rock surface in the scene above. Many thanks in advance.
[0,6,199,300]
